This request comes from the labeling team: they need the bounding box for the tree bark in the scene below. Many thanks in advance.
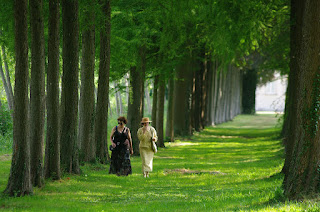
[94,0,111,163]
[1,46,14,102]
[242,69,257,114]
[173,62,192,136]
[60,0,80,174]
[156,75,165,147]
[127,67,144,155]
[4,0,32,196]
[1,46,14,107]
[44,0,60,180]
[201,56,208,127]
[30,0,46,187]
[0,53,13,110]
[284,0,320,199]
[281,0,301,177]
[151,75,159,129]
[145,84,152,115]
[79,2,95,163]
[165,77,174,142]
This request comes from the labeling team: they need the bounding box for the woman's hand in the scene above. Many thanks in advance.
[112,142,116,148]
[130,149,133,155]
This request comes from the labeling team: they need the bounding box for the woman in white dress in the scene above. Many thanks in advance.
[137,117,158,178]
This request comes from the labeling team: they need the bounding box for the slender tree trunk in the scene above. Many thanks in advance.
[60,0,80,174]
[165,77,174,142]
[284,0,320,199]
[94,0,111,163]
[201,56,208,127]
[127,67,143,155]
[151,75,159,129]
[0,53,13,110]
[79,3,95,163]
[30,0,45,187]
[242,69,257,114]
[145,84,152,115]
[1,46,14,105]
[156,75,165,147]
[4,0,32,196]
[44,0,60,180]
[194,61,202,132]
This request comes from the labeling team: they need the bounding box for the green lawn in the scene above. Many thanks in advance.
[1,114,320,211]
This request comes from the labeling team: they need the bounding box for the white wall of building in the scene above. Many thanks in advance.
[255,73,287,112]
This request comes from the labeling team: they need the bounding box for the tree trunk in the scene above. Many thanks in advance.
[94,0,111,163]
[1,46,14,103]
[194,62,202,132]
[30,0,45,187]
[60,0,80,174]
[0,53,13,110]
[242,69,257,114]
[165,77,174,142]
[173,62,192,136]
[127,67,144,155]
[145,84,152,115]
[151,75,159,129]
[284,0,320,199]
[201,56,208,127]
[4,0,32,196]
[1,46,14,107]
[281,0,301,177]
[79,3,95,163]
[156,75,165,147]
[44,0,60,180]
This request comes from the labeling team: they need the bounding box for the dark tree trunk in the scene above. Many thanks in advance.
[194,65,202,132]
[165,77,174,142]
[127,66,144,155]
[4,0,32,196]
[94,0,111,163]
[60,0,80,174]
[201,56,208,127]
[151,75,159,129]
[281,0,301,177]
[30,0,46,187]
[173,62,192,136]
[156,75,165,147]
[44,0,60,180]
[242,69,257,114]
[79,2,95,163]
[284,0,320,199]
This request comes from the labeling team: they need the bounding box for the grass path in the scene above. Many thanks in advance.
[0,114,319,211]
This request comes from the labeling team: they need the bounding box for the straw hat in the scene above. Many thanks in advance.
[141,117,152,123]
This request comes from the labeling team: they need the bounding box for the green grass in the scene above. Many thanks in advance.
[1,114,320,211]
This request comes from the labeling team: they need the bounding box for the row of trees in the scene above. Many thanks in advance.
[6,0,320,202]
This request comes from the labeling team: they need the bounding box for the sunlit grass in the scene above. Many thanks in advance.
[1,114,320,211]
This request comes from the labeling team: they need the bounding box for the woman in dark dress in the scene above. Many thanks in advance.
[109,116,133,176]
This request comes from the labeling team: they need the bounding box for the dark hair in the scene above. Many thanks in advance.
[117,116,127,124]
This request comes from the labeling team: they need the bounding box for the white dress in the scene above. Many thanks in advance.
[137,126,158,172]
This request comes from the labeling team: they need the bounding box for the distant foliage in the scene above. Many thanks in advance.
[0,105,12,153]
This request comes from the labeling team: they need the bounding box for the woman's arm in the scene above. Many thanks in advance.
[151,127,158,142]
[127,129,133,155]
[110,127,116,147]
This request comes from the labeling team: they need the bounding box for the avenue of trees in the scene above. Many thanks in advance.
[1,0,320,201]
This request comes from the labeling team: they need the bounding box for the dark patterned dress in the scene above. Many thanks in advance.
[109,126,132,176]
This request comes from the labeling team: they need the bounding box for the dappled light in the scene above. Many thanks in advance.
[2,114,320,210]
